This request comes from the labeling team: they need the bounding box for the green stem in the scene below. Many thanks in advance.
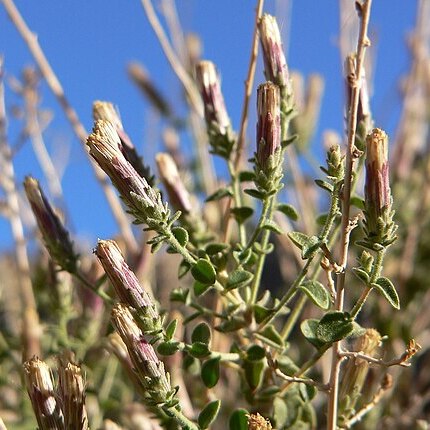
[229,160,247,247]
[74,271,113,304]
[163,406,199,430]
[350,248,386,319]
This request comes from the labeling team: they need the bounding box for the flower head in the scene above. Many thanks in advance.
[24,177,77,272]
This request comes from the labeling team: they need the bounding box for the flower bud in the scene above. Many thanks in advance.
[256,82,281,172]
[92,101,150,181]
[58,352,89,430]
[95,240,160,331]
[259,14,291,95]
[87,120,168,225]
[156,153,193,214]
[111,304,171,403]
[195,60,231,136]
[24,176,77,272]
[339,329,382,421]
[364,128,396,246]
[23,357,64,430]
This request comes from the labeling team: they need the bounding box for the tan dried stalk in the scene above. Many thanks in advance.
[327,1,373,428]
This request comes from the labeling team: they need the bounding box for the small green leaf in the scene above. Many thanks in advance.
[170,288,189,303]
[316,312,354,343]
[253,305,273,324]
[246,344,266,361]
[229,409,249,430]
[244,357,265,389]
[178,261,191,278]
[257,325,284,348]
[261,219,284,235]
[352,267,370,284]
[171,226,189,247]
[350,195,365,210]
[226,270,253,290]
[193,281,212,297]
[373,277,400,309]
[165,319,178,341]
[288,231,311,250]
[244,188,266,200]
[191,322,211,345]
[205,243,229,255]
[191,259,216,285]
[216,317,247,333]
[238,171,255,182]
[201,357,220,388]
[298,280,330,310]
[198,400,221,429]
[189,342,210,358]
[301,236,321,259]
[315,179,333,193]
[300,319,326,348]
[230,206,254,223]
[157,341,181,356]
[277,203,299,221]
[206,188,233,202]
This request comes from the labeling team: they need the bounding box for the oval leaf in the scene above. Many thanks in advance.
[191,259,216,285]
[316,311,354,343]
[171,226,189,247]
[191,322,211,344]
[298,280,330,310]
[198,400,221,429]
[229,409,249,430]
[201,357,220,388]
[373,277,400,309]
[226,269,253,290]
[277,203,299,221]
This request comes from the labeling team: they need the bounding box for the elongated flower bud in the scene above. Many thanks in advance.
[23,357,64,430]
[156,153,193,214]
[256,82,281,172]
[24,177,77,272]
[87,120,169,226]
[259,14,291,96]
[95,240,160,332]
[127,62,172,117]
[111,304,171,404]
[195,61,231,136]
[58,352,89,430]
[93,101,150,181]
[363,128,396,247]
[339,329,381,421]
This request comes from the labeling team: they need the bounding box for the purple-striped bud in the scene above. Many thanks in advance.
[95,240,159,325]
[23,357,64,430]
[58,353,89,430]
[156,153,193,214]
[24,177,77,272]
[195,60,231,136]
[111,304,171,403]
[92,101,150,181]
[256,82,281,171]
[87,120,167,223]
[259,14,291,95]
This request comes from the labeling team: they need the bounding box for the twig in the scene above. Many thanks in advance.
[327,2,373,429]
[274,368,328,391]
[0,59,41,360]
[1,0,139,254]
[233,0,264,171]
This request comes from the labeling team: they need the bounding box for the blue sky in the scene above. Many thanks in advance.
[1,1,417,251]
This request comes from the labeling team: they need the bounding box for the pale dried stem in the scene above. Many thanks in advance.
[2,0,138,253]
[140,0,217,196]
[327,1,373,429]
[0,61,40,360]
[233,0,265,171]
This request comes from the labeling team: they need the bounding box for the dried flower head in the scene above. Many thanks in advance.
[92,101,150,180]
[248,413,272,430]
[259,14,291,95]
[87,120,169,227]
[256,82,281,172]
[95,240,160,331]
[156,153,193,214]
[23,357,64,430]
[195,60,231,137]
[24,176,77,272]
[127,62,171,117]
[111,304,171,404]
[363,128,396,247]
[58,352,89,430]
